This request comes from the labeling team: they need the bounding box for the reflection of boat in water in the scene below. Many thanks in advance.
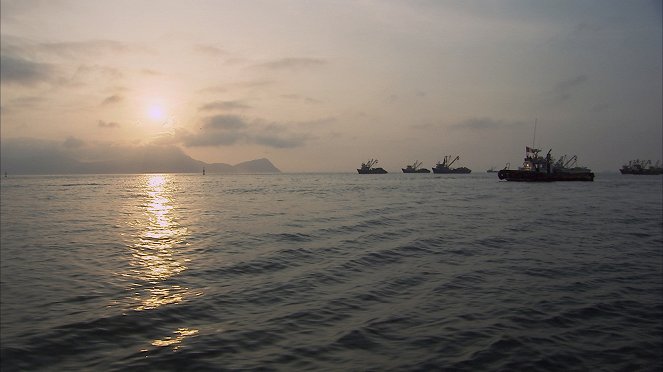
[357,158,388,174]
[620,160,662,175]
[498,146,594,182]
[402,160,430,173]
[432,156,471,174]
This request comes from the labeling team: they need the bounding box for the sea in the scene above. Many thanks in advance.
[1,172,661,371]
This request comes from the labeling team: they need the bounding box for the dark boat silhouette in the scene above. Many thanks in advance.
[402,160,430,173]
[619,160,662,175]
[498,146,594,182]
[431,156,471,174]
[357,159,388,174]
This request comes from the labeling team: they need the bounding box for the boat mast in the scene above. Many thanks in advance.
[532,118,537,151]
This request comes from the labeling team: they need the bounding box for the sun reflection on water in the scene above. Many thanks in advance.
[151,328,200,350]
[126,174,190,310]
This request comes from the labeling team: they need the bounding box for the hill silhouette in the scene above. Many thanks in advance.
[0,138,281,174]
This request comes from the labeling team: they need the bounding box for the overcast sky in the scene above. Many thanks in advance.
[1,0,661,172]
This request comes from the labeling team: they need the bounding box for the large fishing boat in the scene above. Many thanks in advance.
[498,146,594,181]
[431,156,471,174]
[357,158,388,174]
[402,160,430,173]
[619,160,662,175]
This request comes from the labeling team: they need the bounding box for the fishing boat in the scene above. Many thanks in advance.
[357,159,388,174]
[498,146,594,182]
[431,156,471,174]
[619,160,662,175]
[486,167,497,173]
[402,160,430,173]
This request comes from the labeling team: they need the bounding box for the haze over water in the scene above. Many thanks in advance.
[1,1,661,172]
[1,173,661,370]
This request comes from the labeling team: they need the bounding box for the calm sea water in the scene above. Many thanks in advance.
[1,173,661,371]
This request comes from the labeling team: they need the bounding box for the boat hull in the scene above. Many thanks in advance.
[498,169,594,182]
[620,169,663,175]
[402,169,430,173]
[432,167,471,174]
[357,168,388,174]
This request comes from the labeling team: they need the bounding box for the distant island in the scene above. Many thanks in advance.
[0,138,280,174]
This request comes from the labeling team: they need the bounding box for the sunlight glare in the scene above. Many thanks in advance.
[148,104,166,121]
[124,174,191,312]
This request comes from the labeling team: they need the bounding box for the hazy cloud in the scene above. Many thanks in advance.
[199,100,251,111]
[9,96,45,108]
[98,120,120,128]
[182,115,308,148]
[101,94,123,105]
[254,128,308,148]
[0,54,53,85]
[295,117,337,127]
[183,131,246,147]
[63,136,85,148]
[140,69,162,76]
[255,57,326,70]
[550,75,588,103]
[198,80,274,93]
[591,103,611,112]
[39,39,151,58]
[72,64,123,80]
[57,64,124,88]
[193,44,228,56]
[449,118,526,131]
[281,94,321,104]
[202,115,247,130]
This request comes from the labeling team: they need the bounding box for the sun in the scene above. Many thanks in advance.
[148,104,166,121]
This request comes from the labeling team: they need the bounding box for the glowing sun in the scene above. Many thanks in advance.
[147,104,166,121]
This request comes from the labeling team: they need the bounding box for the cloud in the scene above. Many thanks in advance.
[199,80,274,93]
[8,96,45,109]
[0,54,53,85]
[63,136,85,148]
[98,120,120,128]
[101,94,123,105]
[281,94,321,104]
[449,117,527,131]
[182,130,246,147]
[254,132,307,148]
[181,115,308,148]
[299,117,337,127]
[193,44,228,56]
[69,64,123,82]
[550,75,588,103]
[38,39,151,58]
[202,115,247,130]
[254,57,326,70]
[199,100,251,111]
[140,69,162,76]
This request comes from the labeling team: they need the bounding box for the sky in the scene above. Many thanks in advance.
[1,0,661,172]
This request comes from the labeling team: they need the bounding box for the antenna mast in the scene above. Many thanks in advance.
[532,118,537,149]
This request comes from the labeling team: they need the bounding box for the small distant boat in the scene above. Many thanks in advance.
[498,146,594,182]
[203,167,206,175]
[402,160,430,173]
[432,155,471,174]
[486,167,497,173]
[357,158,388,174]
[619,160,662,175]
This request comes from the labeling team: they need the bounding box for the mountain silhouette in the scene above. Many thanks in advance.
[0,138,281,174]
